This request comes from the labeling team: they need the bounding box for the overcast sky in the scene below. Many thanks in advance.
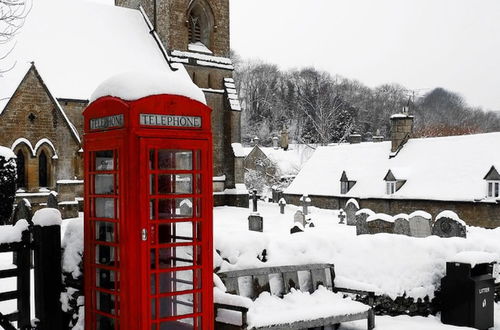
[230,0,500,111]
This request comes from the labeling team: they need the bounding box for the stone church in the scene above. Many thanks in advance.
[0,0,247,218]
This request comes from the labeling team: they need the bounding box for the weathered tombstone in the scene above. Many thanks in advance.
[393,214,410,236]
[47,192,59,209]
[432,210,466,238]
[367,213,395,234]
[338,209,346,224]
[294,210,306,227]
[345,199,359,226]
[248,213,263,232]
[252,190,258,212]
[409,211,433,238]
[12,198,33,224]
[300,194,311,215]
[278,198,286,214]
[355,209,374,235]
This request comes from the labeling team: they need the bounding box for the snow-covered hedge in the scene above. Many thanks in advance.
[0,146,16,225]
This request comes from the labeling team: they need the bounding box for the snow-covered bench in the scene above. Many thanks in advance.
[214,264,375,330]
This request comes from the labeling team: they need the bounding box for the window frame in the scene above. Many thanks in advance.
[386,181,396,195]
[487,180,500,198]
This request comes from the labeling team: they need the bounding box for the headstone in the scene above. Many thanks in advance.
[367,213,395,234]
[355,209,374,235]
[12,198,33,224]
[272,136,279,150]
[294,210,306,227]
[290,224,304,234]
[432,210,466,238]
[345,199,359,226]
[47,192,59,209]
[338,209,346,224]
[393,214,410,236]
[409,211,433,238]
[248,213,263,232]
[300,194,311,215]
[278,198,286,214]
[252,190,258,213]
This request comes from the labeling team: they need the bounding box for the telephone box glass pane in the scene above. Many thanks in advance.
[96,268,116,290]
[159,293,194,318]
[158,174,193,194]
[95,151,114,171]
[95,198,115,218]
[96,245,116,266]
[159,246,194,269]
[158,198,193,219]
[159,269,200,293]
[95,222,116,242]
[96,315,115,330]
[95,175,114,194]
[158,222,195,244]
[158,150,192,170]
[96,291,116,315]
[160,319,194,330]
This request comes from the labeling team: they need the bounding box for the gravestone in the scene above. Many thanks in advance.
[248,213,263,232]
[278,198,286,214]
[12,198,33,224]
[355,209,374,235]
[294,210,306,227]
[432,210,466,238]
[393,214,410,236]
[409,211,433,238]
[252,190,258,212]
[47,192,59,209]
[300,194,311,215]
[366,213,395,234]
[345,199,359,226]
[290,224,304,234]
[338,209,346,224]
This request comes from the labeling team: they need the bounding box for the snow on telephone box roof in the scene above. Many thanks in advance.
[0,0,182,112]
[285,132,500,202]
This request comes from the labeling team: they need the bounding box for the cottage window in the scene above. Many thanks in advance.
[487,181,500,198]
[340,181,349,194]
[386,181,396,195]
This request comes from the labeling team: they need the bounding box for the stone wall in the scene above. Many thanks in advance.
[284,194,500,228]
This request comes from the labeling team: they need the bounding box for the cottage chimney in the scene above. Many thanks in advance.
[390,113,413,153]
[252,136,260,146]
[280,129,289,150]
[349,133,362,144]
[272,136,279,150]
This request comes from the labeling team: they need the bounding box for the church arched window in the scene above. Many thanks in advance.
[16,150,26,189]
[188,0,214,48]
[39,150,48,187]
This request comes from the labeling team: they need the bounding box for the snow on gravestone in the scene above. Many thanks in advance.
[409,211,433,238]
[432,210,466,238]
[367,213,395,234]
[355,209,374,235]
[393,214,410,236]
[344,198,359,226]
[32,208,62,227]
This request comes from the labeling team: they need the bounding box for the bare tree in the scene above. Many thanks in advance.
[0,0,30,72]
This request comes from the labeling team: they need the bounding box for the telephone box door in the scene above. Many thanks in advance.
[140,138,213,330]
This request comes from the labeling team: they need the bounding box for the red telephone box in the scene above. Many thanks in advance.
[83,93,213,330]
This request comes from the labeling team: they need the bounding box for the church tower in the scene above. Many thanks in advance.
[116,0,247,206]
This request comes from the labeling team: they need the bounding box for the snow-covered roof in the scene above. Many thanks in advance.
[0,0,175,112]
[244,144,316,176]
[285,132,500,202]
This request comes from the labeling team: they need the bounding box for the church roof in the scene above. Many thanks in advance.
[0,0,174,112]
[285,132,500,202]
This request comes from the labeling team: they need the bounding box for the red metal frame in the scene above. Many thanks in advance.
[83,95,213,330]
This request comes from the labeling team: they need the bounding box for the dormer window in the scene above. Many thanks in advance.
[483,166,500,198]
[384,170,406,195]
[340,171,356,194]
[187,0,214,49]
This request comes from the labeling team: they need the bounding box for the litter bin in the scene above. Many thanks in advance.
[441,252,496,330]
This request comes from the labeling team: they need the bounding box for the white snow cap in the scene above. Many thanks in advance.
[355,208,375,216]
[436,210,466,226]
[32,208,62,227]
[393,213,409,221]
[346,198,359,208]
[90,69,206,104]
[367,213,394,223]
[0,220,29,244]
[0,146,16,160]
[448,251,499,267]
[409,210,432,219]
[231,143,246,158]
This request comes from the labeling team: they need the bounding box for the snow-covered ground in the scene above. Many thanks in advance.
[214,201,500,329]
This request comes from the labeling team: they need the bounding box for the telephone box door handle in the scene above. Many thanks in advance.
[141,228,148,241]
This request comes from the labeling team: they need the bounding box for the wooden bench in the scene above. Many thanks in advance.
[214,264,375,330]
